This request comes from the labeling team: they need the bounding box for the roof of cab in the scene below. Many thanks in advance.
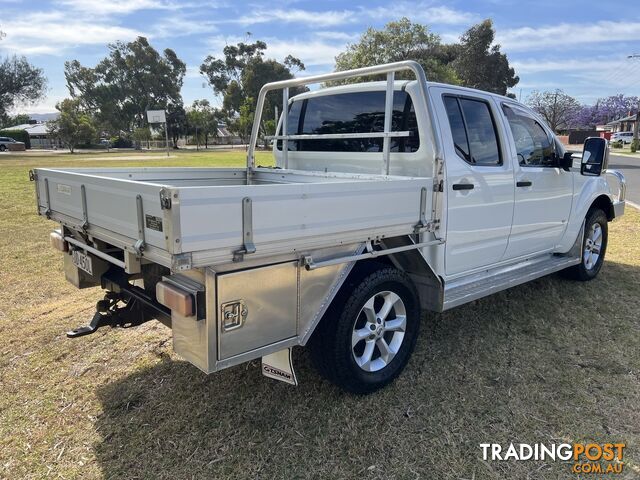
[290,79,517,104]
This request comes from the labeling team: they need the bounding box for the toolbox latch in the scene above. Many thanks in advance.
[221,300,248,332]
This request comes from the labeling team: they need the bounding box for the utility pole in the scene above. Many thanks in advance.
[634,100,640,142]
[629,55,640,141]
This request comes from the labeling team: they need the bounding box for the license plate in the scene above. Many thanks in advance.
[72,250,93,275]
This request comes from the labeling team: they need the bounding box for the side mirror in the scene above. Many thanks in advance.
[581,137,609,176]
[559,152,573,171]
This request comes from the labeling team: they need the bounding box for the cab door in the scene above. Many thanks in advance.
[499,103,573,258]
[434,89,515,276]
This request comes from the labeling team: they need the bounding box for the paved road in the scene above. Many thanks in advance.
[608,154,640,207]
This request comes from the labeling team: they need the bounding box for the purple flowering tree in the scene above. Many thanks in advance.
[573,94,639,128]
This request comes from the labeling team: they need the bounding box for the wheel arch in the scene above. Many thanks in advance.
[378,236,443,312]
[309,235,444,346]
[589,194,615,221]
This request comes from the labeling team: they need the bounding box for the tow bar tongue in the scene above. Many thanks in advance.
[67,271,171,338]
[261,348,298,386]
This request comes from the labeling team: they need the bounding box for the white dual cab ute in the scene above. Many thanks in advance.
[32,61,626,394]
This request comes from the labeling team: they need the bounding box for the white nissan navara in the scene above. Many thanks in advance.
[33,61,626,393]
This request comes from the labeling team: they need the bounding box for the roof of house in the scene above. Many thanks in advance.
[606,114,637,125]
[4,123,50,135]
[217,125,235,137]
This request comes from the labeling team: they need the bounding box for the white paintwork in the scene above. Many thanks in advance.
[33,64,626,377]
[429,86,515,275]
[36,68,617,316]
[35,79,624,283]
[498,101,573,258]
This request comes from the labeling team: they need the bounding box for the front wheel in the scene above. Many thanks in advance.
[563,208,608,281]
[309,265,421,394]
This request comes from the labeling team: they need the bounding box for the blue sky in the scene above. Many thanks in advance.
[2,0,640,113]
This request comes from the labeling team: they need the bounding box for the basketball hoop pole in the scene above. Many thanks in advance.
[164,122,169,157]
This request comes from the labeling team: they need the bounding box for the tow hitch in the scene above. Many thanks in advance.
[67,271,171,338]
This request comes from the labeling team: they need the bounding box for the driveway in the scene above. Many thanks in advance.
[609,153,640,207]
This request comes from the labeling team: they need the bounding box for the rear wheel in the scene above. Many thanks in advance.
[0,145,6,152]
[563,208,608,281]
[309,265,420,394]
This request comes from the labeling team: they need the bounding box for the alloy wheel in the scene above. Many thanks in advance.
[583,223,603,270]
[351,291,407,372]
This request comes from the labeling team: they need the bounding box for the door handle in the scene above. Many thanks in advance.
[452,183,474,191]
[516,181,532,187]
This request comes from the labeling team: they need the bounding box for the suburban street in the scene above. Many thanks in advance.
[609,153,640,206]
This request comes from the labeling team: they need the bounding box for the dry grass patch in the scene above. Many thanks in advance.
[0,152,638,479]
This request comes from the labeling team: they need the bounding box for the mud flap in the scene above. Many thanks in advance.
[261,348,298,386]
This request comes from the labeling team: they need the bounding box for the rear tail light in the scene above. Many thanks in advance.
[50,230,68,252]
[156,281,194,317]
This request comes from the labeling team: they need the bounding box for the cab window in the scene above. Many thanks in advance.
[278,90,419,153]
[443,95,501,166]
[502,104,556,167]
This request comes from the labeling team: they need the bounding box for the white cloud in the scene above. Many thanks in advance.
[235,9,354,27]
[206,34,345,67]
[498,21,640,51]
[511,55,640,98]
[265,39,345,66]
[0,11,143,54]
[151,15,218,38]
[511,58,622,75]
[313,31,360,42]
[365,3,478,25]
[233,3,478,28]
[54,0,188,15]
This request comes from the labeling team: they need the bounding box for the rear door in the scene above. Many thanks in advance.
[499,103,573,258]
[433,89,515,276]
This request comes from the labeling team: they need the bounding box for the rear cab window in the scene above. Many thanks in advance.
[278,90,420,153]
[442,94,502,166]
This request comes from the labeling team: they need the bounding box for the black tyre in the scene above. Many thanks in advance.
[309,265,420,394]
[0,145,6,152]
[563,208,608,281]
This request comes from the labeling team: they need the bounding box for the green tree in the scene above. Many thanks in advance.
[451,20,519,95]
[64,37,186,133]
[166,104,187,148]
[187,99,222,148]
[0,55,47,124]
[333,18,518,95]
[132,127,152,149]
[334,18,458,84]
[199,38,305,141]
[227,97,255,145]
[0,113,31,129]
[526,90,581,132]
[48,99,97,153]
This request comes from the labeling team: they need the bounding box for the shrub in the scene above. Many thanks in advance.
[631,138,639,153]
[109,136,133,148]
[610,140,623,149]
[0,129,31,149]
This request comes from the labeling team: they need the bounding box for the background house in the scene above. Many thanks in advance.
[4,121,62,149]
[606,114,637,133]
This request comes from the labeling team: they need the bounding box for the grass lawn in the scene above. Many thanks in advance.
[0,150,639,479]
